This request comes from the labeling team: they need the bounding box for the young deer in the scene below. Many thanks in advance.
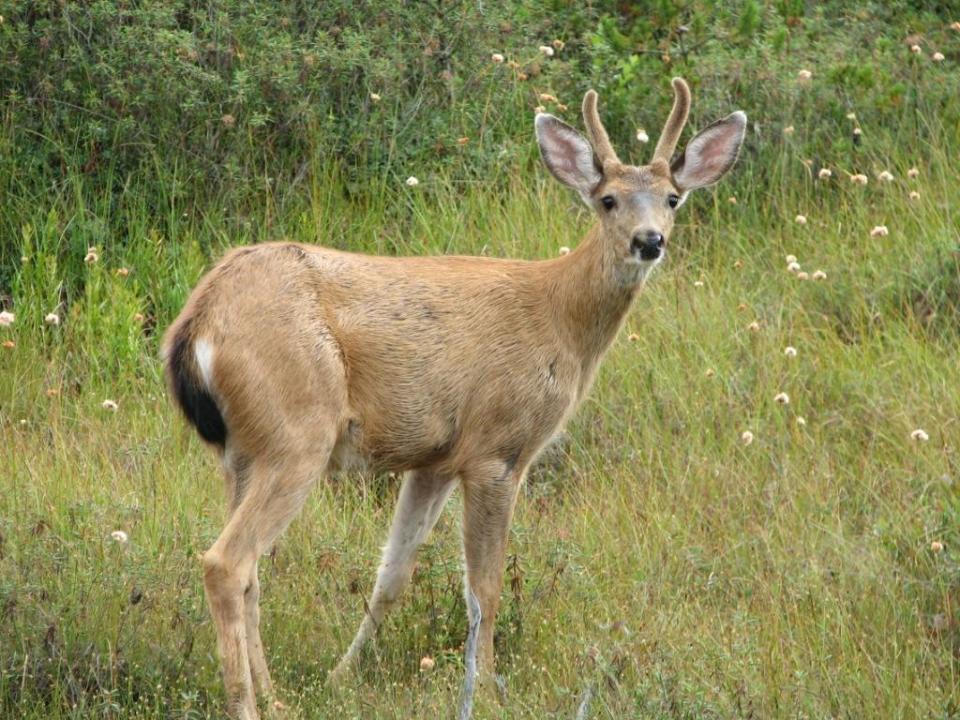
[162,78,745,719]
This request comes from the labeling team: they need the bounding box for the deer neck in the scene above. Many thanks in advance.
[548,224,640,369]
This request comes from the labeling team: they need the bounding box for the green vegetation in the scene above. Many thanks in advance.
[2,2,959,718]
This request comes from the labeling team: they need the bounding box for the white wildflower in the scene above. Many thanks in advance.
[539,45,555,57]
[636,128,649,143]
[932,52,945,62]
[797,69,812,82]
[774,392,790,405]
[110,530,128,544]
[44,313,60,326]
[405,176,419,187]
[877,170,894,182]
[102,399,119,412]
[0,310,14,327]
[795,214,807,225]
[907,167,920,178]
[784,346,798,358]
[491,53,505,64]
[818,168,832,179]
[558,246,570,256]
[741,430,754,446]
[787,261,801,273]
[911,428,929,442]
[870,225,889,237]
[812,270,827,281]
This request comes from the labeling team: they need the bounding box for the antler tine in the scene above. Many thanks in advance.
[582,90,620,168]
[652,77,692,164]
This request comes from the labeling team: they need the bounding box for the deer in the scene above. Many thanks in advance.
[161,77,745,719]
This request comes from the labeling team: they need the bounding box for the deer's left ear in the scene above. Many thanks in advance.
[671,111,746,192]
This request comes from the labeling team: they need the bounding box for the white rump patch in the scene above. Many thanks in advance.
[195,339,215,389]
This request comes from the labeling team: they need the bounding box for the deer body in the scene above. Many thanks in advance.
[163,79,745,719]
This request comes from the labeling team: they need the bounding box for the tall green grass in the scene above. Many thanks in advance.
[3,16,960,716]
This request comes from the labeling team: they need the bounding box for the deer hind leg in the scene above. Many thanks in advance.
[244,560,277,709]
[457,457,525,719]
[205,438,335,720]
[329,467,457,683]
[221,455,277,706]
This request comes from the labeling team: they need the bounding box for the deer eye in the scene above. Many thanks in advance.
[668,194,681,209]
[601,195,616,211]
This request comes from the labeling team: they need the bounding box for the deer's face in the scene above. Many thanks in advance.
[536,79,746,284]
[590,160,680,269]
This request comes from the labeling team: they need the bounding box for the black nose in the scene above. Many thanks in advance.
[632,231,665,261]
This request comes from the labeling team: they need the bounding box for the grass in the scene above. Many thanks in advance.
[3,81,960,720]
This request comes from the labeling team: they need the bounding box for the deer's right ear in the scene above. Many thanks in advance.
[535,114,602,201]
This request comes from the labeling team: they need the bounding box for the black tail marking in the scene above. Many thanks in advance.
[167,326,227,448]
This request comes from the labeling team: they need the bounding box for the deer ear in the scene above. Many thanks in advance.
[535,113,602,200]
[671,111,746,192]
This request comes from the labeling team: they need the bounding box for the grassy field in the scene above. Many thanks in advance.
[3,38,960,720]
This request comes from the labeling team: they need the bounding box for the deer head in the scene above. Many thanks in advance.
[535,78,746,283]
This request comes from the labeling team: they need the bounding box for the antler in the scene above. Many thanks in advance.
[582,90,620,168]
[651,77,691,164]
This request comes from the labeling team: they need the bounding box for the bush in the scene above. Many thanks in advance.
[0,1,957,294]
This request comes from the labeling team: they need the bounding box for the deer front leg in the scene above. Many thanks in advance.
[329,468,456,684]
[458,458,525,718]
